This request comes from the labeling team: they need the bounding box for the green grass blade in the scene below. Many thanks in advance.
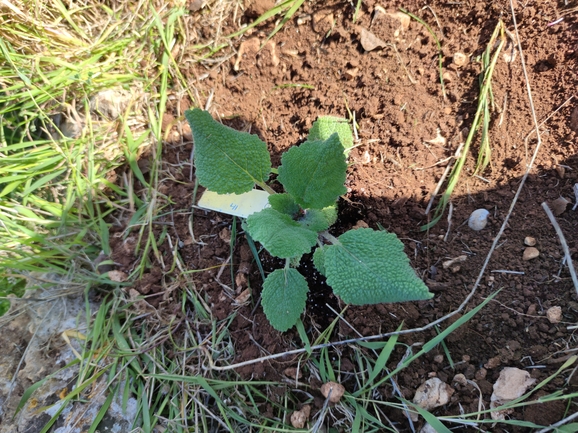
[411,404,452,432]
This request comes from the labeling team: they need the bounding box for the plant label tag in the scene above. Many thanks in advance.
[197,189,270,218]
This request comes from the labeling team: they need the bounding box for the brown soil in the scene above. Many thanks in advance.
[110,0,578,430]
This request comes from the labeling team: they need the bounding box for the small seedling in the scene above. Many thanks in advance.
[186,108,432,331]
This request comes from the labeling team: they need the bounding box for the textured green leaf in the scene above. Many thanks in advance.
[277,133,347,209]
[313,246,326,276]
[246,208,317,258]
[323,228,433,304]
[308,116,354,153]
[297,208,331,232]
[268,193,300,216]
[321,205,338,226]
[185,108,271,194]
[261,268,309,332]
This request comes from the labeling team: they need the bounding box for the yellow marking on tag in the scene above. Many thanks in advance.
[197,189,270,218]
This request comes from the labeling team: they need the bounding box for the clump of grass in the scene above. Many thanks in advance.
[228,0,306,42]
[0,0,157,301]
[422,20,506,230]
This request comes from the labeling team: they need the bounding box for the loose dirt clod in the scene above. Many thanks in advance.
[107,270,128,282]
[358,27,387,51]
[522,247,540,261]
[312,10,334,35]
[290,404,311,428]
[549,197,570,216]
[411,378,454,421]
[491,368,536,420]
[343,67,359,80]
[546,306,562,324]
[283,367,302,380]
[320,381,345,403]
[234,38,279,72]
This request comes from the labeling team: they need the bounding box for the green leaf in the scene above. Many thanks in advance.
[323,228,433,304]
[261,268,309,332]
[557,424,578,433]
[321,205,338,226]
[313,246,326,276]
[185,108,271,194]
[308,116,354,153]
[410,405,452,433]
[246,208,317,258]
[278,133,347,209]
[268,193,300,216]
[297,208,331,232]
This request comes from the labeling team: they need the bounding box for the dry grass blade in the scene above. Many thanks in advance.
[423,20,506,230]
[541,202,578,296]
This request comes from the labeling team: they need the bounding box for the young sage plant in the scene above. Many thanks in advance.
[186,108,433,331]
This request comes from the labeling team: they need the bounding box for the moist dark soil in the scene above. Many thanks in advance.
[110,0,578,430]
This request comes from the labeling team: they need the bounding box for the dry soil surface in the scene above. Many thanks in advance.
[110,0,578,430]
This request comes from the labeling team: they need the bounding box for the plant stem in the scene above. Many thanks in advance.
[257,181,276,195]
[320,231,340,245]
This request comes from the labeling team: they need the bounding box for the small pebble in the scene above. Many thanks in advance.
[358,27,386,51]
[343,67,359,80]
[546,306,562,324]
[468,208,490,231]
[442,71,455,83]
[453,373,467,386]
[453,52,468,67]
[524,236,536,247]
[321,381,345,403]
[485,356,501,369]
[523,247,540,261]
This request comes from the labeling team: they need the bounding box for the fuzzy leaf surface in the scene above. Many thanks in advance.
[245,208,317,258]
[297,209,331,232]
[277,134,347,209]
[261,268,309,332]
[185,108,271,194]
[308,116,354,153]
[323,228,433,304]
[268,193,300,217]
[313,246,326,276]
[321,205,338,226]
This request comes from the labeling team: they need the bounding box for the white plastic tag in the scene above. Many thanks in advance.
[197,189,270,218]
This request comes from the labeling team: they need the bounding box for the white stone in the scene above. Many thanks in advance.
[547,306,562,324]
[412,378,454,421]
[490,367,536,420]
[453,52,468,67]
[468,208,490,231]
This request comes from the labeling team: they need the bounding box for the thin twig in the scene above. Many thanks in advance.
[541,202,578,297]
[490,270,525,275]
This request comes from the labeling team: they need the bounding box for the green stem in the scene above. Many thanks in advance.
[257,181,276,195]
[320,231,340,245]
